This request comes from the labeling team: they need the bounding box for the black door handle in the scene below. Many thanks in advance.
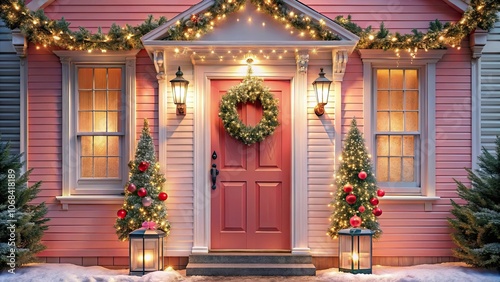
[210,163,219,190]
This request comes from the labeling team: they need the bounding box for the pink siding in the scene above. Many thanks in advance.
[27,46,158,258]
[28,0,469,262]
[335,48,471,257]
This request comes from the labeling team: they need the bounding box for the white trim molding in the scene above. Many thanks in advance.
[53,50,139,209]
[358,49,446,209]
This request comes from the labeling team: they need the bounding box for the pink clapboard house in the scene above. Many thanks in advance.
[3,0,491,271]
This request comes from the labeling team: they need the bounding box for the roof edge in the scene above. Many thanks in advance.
[442,0,468,13]
[26,0,56,11]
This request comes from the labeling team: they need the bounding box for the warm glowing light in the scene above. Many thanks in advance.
[368,34,374,40]
[352,252,359,263]
[137,250,155,269]
[53,35,60,41]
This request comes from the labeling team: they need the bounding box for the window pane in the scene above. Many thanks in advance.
[389,135,402,156]
[377,157,388,182]
[95,68,107,89]
[94,136,107,156]
[95,91,107,111]
[94,112,107,132]
[377,69,389,89]
[377,91,389,110]
[108,112,119,132]
[81,136,93,156]
[405,69,418,89]
[81,157,93,177]
[108,91,121,110]
[389,157,402,182]
[390,91,403,110]
[78,68,93,89]
[376,135,389,156]
[390,69,403,89]
[108,157,120,177]
[79,91,93,111]
[108,136,119,156]
[77,66,124,181]
[377,112,389,131]
[390,112,404,131]
[403,136,415,156]
[405,112,419,131]
[79,112,92,132]
[108,68,122,89]
[405,91,419,111]
[94,157,107,177]
[403,157,414,182]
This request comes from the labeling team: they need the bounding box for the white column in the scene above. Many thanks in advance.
[292,51,310,255]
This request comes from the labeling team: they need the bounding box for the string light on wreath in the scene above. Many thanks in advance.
[218,62,279,145]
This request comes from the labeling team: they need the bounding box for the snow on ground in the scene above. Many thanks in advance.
[1,262,499,282]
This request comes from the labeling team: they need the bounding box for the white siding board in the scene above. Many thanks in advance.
[307,67,336,255]
[165,64,195,256]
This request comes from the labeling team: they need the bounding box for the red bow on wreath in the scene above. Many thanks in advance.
[141,221,157,230]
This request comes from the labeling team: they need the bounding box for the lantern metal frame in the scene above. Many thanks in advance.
[170,66,189,115]
[312,68,332,116]
[338,228,374,274]
[129,228,165,276]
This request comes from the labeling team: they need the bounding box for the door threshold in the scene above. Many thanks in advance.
[208,250,292,253]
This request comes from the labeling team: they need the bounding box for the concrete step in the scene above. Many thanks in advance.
[186,253,316,276]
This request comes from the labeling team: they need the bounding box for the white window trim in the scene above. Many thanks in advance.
[54,50,138,210]
[359,49,446,206]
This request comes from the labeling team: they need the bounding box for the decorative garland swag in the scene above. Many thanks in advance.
[219,67,279,145]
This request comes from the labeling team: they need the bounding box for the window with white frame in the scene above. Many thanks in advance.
[77,67,124,181]
[375,68,420,191]
[360,50,446,197]
[54,51,137,199]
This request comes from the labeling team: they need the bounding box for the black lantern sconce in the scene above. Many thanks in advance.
[312,68,332,116]
[170,66,189,115]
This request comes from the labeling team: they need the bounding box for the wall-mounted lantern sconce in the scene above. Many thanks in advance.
[170,66,189,115]
[312,68,332,116]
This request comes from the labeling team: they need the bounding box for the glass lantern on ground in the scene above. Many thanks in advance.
[129,228,165,275]
[338,228,374,274]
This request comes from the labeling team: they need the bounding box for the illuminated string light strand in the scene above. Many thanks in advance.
[0,0,498,52]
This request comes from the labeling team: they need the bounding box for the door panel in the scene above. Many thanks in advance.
[210,79,291,250]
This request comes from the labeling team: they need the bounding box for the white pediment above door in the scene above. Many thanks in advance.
[142,0,359,64]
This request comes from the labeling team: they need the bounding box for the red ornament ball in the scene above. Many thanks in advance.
[369,197,379,206]
[158,192,168,201]
[358,171,368,180]
[349,215,362,227]
[373,207,383,216]
[138,161,150,172]
[117,209,127,219]
[137,187,147,197]
[377,189,386,197]
[346,194,357,205]
[343,184,353,194]
[358,205,366,213]
[127,183,137,193]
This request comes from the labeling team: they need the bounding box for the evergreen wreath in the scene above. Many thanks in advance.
[219,67,279,145]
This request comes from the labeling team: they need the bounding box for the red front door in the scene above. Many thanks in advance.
[210,79,291,250]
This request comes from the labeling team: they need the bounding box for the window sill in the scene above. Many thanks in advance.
[379,196,441,211]
[56,195,124,210]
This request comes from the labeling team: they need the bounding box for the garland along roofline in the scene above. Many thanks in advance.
[0,0,498,53]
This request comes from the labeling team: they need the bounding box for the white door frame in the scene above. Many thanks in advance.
[190,63,310,255]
